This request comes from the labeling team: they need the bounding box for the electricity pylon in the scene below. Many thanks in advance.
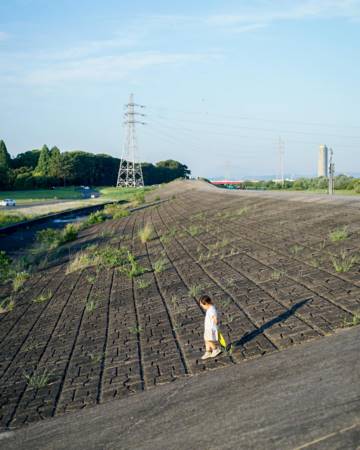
[116,94,145,187]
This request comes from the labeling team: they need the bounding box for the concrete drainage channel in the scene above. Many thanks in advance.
[0,199,167,255]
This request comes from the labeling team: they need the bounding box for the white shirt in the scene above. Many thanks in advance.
[204,305,219,341]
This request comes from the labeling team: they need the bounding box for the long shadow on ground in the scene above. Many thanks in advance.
[230,298,311,350]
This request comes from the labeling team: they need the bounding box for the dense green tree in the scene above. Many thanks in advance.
[0,140,12,189]
[0,140,11,169]
[34,145,51,176]
[13,172,36,189]
[59,153,73,186]
[334,174,353,190]
[156,160,190,179]
[11,149,40,170]
[48,146,62,180]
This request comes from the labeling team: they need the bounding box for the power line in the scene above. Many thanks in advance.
[147,116,358,149]
[146,105,360,130]
[150,114,360,140]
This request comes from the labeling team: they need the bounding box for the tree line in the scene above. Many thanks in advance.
[0,140,190,189]
[222,176,360,192]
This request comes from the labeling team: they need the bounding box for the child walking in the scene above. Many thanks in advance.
[199,295,222,360]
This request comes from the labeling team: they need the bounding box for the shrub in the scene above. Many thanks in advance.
[36,224,79,249]
[13,271,29,292]
[61,223,79,243]
[138,223,154,244]
[0,251,11,282]
[86,210,106,225]
[103,203,129,219]
[36,228,61,248]
[0,212,28,227]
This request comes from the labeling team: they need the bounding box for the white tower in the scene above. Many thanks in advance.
[318,144,328,177]
[116,94,145,187]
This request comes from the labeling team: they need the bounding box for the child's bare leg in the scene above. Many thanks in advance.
[208,341,218,351]
[205,340,212,352]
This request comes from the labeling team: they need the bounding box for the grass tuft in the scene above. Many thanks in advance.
[136,279,151,289]
[270,270,284,281]
[138,223,154,244]
[343,313,360,327]
[24,369,52,388]
[153,258,167,273]
[103,203,129,219]
[0,250,12,282]
[331,251,358,273]
[33,290,52,304]
[289,244,303,255]
[329,227,349,242]
[85,210,107,225]
[128,325,143,334]
[187,225,201,237]
[85,299,97,312]
[119,252,146,278]
[0,296,15,314]
[188,284,202,298]
[12,271,30,292]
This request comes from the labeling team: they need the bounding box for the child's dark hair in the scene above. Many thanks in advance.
[199,295,213,305]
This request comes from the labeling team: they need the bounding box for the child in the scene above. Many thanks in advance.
[199,295,222,360]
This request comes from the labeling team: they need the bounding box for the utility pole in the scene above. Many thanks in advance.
[278,137,285,187]
[116,93,145,187]
[328,148,335,195]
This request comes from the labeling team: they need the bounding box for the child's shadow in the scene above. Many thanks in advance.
[229,298,311,351]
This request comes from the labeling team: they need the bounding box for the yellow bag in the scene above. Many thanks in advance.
[218,331,227,349]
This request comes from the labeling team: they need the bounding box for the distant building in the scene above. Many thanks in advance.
[318,144,328,177]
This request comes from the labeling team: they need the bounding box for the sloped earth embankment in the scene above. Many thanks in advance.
[0,182,359,430]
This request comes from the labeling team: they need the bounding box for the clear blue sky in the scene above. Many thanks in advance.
[1,0,359,178]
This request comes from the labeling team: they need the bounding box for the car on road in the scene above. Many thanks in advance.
[0,198,16,206]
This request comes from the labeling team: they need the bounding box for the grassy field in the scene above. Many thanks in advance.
[0,186,155,204]
[0,187,83,204]
[98,186,154,200]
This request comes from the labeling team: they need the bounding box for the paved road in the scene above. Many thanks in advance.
[0,199,76,211]
[1,326,359,450]
[194,180,360,207]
